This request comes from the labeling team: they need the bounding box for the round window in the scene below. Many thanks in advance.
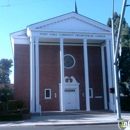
[64,54,75,69]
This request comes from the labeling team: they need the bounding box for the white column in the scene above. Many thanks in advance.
[83,39,90,111]
[110,39,116,111]
[35,37,40,113]
[60,38,65,112]
[101,46,108,109]
[110,40,115,90]
[106,39,114,111]
[30,37,35,113]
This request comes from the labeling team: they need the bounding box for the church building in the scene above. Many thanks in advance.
[10,3,116,113]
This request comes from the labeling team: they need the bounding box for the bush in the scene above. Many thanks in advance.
[0,85,14,101]
[21,108,29,114]
[8,109,21,114]
[0,114,22,121]
[0,102,4,113]
[120,97,130,111]
[8,100,24,111]
[0,100,30,121]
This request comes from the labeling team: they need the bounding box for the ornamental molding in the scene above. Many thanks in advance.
[65,76,80,86]
[59,76,80,87]
[35,16,108,32]
[27,12,111,33]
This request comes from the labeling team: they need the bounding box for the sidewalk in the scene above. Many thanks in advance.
[0,112,130,127]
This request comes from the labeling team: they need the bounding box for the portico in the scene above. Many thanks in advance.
[11,12,115,113]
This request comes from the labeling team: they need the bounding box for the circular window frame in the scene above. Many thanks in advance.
[64,54,75,69]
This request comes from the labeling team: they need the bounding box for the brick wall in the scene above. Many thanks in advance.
[14,44,104,111]
[14,44,30,108]
[64,45,86,110]
[39,45,60,111]
[88,46,104,109]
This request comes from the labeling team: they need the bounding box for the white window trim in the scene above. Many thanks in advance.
[89,88,93,98]
[45,89,51,99]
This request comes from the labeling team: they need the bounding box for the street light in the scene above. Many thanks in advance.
[112,0,128,120]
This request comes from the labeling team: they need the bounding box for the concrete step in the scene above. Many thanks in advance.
[31,110,113,116]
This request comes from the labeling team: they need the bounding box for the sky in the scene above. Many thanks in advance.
[0,0,130,84]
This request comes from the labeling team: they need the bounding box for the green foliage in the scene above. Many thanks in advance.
[0,102,4,114]
[120,97,130,111]
[107,12,130,82]
[21,108,30,114]
[120,82,130,96]
[0,100,30,121]
[0,85,14,114]
[107,12,120,35]
[0,59,13,84]
[0,99,23,115]
[8,100,23,111]
[0,85,14,101]
[0,114,22,121]
[119,47,130,82]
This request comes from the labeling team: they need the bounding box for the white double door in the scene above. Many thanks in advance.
[65,88,77,110]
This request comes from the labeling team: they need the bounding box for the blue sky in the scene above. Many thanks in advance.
[0,0,130,83]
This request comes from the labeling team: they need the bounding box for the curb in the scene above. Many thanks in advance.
[35,122,118,126]
[0,121,118,127]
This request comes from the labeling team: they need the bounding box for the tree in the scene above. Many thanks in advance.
[107,12,130,82]
[0,84,14,114]
[0,59,13,84]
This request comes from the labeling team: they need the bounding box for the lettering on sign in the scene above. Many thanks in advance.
[49,33,57,36]
[39,32,106,38]
[59,34,74,36]
[95,35,105,38]
[75,34,94,38]
[40,33,48,36]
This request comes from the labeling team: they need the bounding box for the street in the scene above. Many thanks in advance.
[0,124,123,130]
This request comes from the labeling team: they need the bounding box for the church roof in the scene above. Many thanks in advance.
[26,12,111,33]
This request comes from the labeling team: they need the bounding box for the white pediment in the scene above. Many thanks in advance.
[28,12,111,33]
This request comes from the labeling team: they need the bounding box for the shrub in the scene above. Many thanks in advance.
[8,109,21,114]
[120,97,130,111]
[8,100,23,111]
[0,85,14,101]
[0,99,30,121]
[0,114,22,121]
[0,102,4,113]
[21,108,29,114]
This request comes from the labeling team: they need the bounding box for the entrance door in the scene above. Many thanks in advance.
[65,89,76,110]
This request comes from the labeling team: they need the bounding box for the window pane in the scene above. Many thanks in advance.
[46,90,50,97]
[89,89,91,97]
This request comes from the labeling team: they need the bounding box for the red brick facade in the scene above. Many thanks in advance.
[14,44,30,108]
[14,44,104,111]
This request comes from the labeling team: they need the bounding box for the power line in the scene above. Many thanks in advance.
[0,0,10,7]
[0,0,46,7]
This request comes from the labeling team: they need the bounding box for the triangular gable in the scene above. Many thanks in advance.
[27,12,111,33]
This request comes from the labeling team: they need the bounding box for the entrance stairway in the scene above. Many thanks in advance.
[31,110,113,116]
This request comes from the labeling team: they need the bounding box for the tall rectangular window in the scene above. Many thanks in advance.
[45,89,51,99]
[89,88,93,98]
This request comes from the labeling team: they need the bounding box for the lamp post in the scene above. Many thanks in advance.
[112,0,128,120]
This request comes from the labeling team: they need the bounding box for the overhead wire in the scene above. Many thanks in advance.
[0,0,47,7]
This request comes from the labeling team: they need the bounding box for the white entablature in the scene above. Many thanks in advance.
[27,12,111,34]
[11,12,112,40]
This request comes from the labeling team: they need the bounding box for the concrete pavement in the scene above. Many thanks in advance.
[0,112,130,128]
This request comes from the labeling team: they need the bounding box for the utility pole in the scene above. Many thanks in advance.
[113,0,127,120]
